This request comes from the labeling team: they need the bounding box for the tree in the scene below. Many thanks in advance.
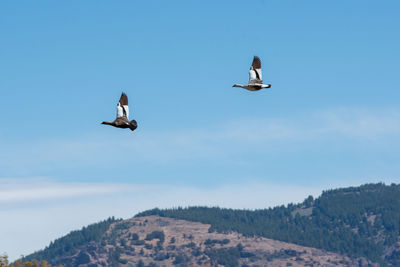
[0,254,9,267]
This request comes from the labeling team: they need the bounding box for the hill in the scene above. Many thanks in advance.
[20,216,373,267]
[19,182,400,266]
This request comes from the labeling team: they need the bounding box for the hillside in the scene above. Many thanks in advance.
[19,183,400,266]
[21,216,374,267]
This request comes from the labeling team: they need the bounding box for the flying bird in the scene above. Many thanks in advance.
[101,92,138,131]
[233,56,271,91]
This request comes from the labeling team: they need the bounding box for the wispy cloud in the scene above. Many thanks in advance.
[0,178,321,208]
[0,178,140,204]
[218,108,400,142]
[314,108,400,138]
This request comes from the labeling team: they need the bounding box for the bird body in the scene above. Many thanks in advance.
[102,92,137,131]
[233,56,271,91]
[233,83,271,91]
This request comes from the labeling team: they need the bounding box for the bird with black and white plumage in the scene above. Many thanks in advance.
[101,92,138,131]
[233,56,271,91]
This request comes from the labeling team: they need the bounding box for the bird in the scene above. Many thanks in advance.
[233,56,271,91]
[101,92,138,131]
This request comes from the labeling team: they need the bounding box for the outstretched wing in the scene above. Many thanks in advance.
[119,92,128,106]
[249,56,263,83]
[116,92,129,119]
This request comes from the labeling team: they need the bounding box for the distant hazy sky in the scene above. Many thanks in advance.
[1,0,400,260]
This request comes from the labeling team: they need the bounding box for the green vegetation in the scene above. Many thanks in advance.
[137,183,400,264]
[204,238,230,246]
[132,240,145,246]
[203,243,255,267]
[3,253,63,267]
[145,230,165,243]
[172,253,189,264]
[0,254,8,267]
[131,233,139,240]
[23,217,119,264]
[205,247,240,267]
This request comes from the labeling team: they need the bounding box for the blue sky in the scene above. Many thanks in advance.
[1,0,400,260]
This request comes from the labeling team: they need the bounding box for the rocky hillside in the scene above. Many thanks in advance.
[24,215,374,267]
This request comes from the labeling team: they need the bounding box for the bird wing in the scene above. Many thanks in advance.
[119,92,128,106]
[252,56,261,69]
[249,56,263,83]
[116,92,130,119]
